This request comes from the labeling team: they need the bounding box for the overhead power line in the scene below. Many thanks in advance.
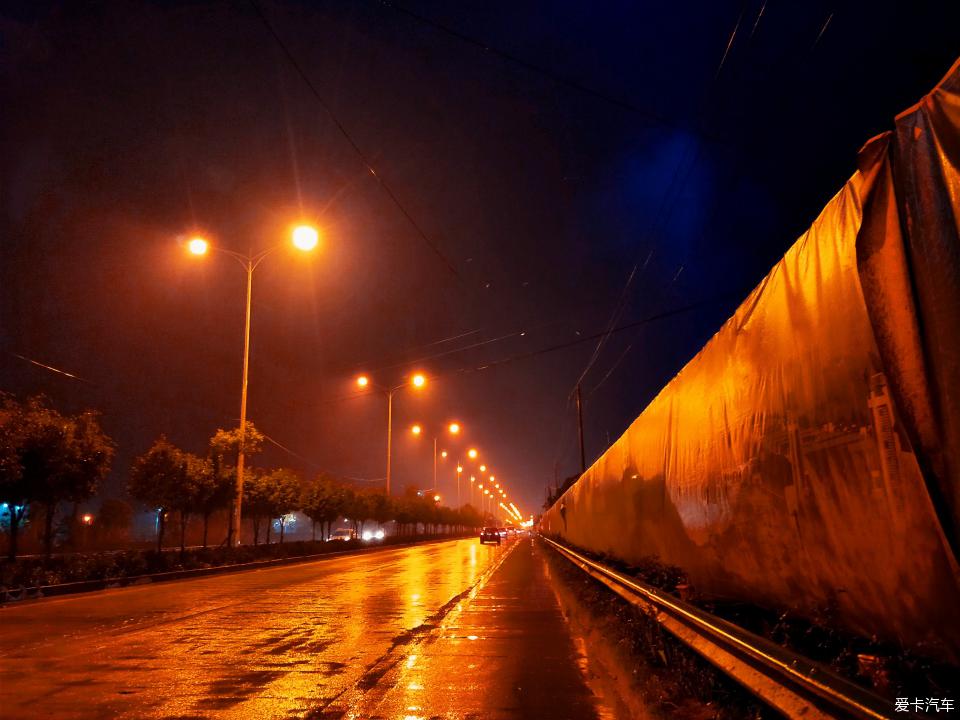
[377,0,728,145]
[247,0,461,279]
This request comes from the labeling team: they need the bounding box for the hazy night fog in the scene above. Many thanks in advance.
[2,0,958,514]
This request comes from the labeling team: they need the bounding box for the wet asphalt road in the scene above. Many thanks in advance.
[0,537,613,719]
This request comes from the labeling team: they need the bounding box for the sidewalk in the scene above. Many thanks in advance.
[362,537,614,719]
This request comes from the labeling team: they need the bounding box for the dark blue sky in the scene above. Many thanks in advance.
[1,0,957,514]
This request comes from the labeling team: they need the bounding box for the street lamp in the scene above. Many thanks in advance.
[356,373,427,496]
[413,422,463,504]
[187,224,319,546]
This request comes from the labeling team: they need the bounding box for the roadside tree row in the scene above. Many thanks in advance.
[128,429,487,552]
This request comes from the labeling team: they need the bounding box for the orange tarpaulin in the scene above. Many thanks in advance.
[542,59,960,660]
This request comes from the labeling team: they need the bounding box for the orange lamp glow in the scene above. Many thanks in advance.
[411,373,426,388]
[356,375,369,388]
[479,464,486,472]
[448,422,460,434]
[457,465,464,473]
[411,424,422,435]
[441,450,448,458]
[433,495,440,502]
[291,224,319,251]
[188,237,209,255]
[467,448,478,459]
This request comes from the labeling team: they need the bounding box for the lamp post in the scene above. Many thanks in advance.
[187,225,319,546]
[357,373,426,496]
[415,421,461,505]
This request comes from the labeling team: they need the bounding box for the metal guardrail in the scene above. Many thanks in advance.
[541,535,893,720]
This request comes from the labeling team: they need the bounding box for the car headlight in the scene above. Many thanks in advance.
[362,531,372,541]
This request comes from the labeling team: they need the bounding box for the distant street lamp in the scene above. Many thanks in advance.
[187,224,319,546]
[357,373,427,496]
[412,421,462,503]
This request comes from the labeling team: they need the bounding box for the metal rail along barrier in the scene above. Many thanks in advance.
[542,535,892,720]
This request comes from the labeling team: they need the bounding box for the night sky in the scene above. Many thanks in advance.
[2,0,957,515]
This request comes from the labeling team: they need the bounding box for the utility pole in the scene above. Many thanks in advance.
[575,383,586,474]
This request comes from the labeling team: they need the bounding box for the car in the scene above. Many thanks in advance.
[361,528,385,541]
[479,527,501,545]
[498,528,508,539]
[506,527,517,537]
[328,528,357,542]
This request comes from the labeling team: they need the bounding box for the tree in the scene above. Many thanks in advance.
[128,437,186,552]
[368,491,393,533]
[264,468,302,543]
[242,468,272,545]
[0,395,114,559]
[170,452,208,554]
[193,454,233,548]
[209,421,264,461]
[210,421,263,543]
[302,474,346,541]
[347,490,375,537]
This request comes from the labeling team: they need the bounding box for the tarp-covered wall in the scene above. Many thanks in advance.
[542,59,960,660]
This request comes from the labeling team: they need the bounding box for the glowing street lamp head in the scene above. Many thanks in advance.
[457,465,463,473]
[411,373,427,388]
[188,237,209,255]
[433,494,440,502]
[489,475,495,482]
[479,464,486,472]
[441,450,448,458]
[411,424,422,436]
[467,448,478,459]
[484,489,490,496]
[448,422,460,434]
[356,375,369,388]
[291,224,319,251]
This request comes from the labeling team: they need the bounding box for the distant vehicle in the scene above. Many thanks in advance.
[506,527,517,537]
[328,528,357,542]
[479,527,501,545]
[361,528,385,541]
[498,528,508,539]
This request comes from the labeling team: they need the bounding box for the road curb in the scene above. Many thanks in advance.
[0,534,473,605]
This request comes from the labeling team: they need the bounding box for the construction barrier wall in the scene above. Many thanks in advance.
[542,60,960,660]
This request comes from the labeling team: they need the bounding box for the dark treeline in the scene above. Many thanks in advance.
[1,394,486,560]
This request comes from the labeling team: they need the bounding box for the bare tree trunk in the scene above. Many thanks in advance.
[252,517,260,546]
[7,507,21,561]
[156,511,165,552]
[266,519,272,545]
[43,501,57,559]
[179,512,188,554]
[279,518,285,544]
[202,513,210,548]
[311,520,316,541]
